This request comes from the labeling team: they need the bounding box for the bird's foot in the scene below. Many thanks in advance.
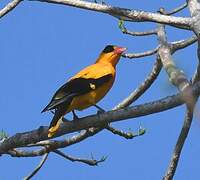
[97,109,105,115]
[94,0,106,4]
[72,110,80,121]
[94,104,106,114]
[62,117,70,123]
[73,115,80,121]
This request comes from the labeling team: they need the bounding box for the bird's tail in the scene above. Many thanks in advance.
[48,110,63,138]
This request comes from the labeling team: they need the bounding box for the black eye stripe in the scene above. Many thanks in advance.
[102,45,114,53]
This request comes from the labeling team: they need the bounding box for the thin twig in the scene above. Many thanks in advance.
[171,35,197,52]
[0,0,22,18]
[122,35,197,59]
[121,28,157,36]
[23,153,49,180]
[157,24,194,111]
[118,20,157,36]
[106,125,145,139]
[53,149,106,166]
[159,3,187,15]
[163,108,193,180]
[122,47,159,59]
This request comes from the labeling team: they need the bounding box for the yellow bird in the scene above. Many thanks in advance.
[42,45,126,137]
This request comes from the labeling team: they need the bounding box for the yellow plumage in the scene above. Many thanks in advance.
[42,45,126,137]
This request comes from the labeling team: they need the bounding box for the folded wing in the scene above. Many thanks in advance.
[42,74,112,113]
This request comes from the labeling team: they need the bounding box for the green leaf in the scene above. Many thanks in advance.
[0,130,9,141]
[118,20,126,33]
[138,126,146,136]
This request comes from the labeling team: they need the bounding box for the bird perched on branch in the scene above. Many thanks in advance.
[42,45,127,138]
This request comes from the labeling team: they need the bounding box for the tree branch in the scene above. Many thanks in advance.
[0,0,22,19]
[122,33,197,60]
[163,108,194,180]
[187,0,200,18]
[106,125,145,139]
[29,0,193,29]
[112,31,197,111]
[159,2,187,16]
[53,149,106,166]
[6,128,103,157]
[1,81,200,155]
[118,20,157,36]
[23,153,49,180]
[156,19,197,180]
[157,24,190,92]
[123,47,159,59]
[188,0,200,84]
[171,35,197,52]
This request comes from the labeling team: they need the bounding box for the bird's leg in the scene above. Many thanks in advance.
[72,110,79,121]
[94,104,105,114]
[50,110,70,122]
[93,0,106,4]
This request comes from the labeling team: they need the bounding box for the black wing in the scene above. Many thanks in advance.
[41,74,112,112]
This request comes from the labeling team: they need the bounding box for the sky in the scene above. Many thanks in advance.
[0,0,200,179]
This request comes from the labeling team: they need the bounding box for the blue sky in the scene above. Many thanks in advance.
[1,0,200,179]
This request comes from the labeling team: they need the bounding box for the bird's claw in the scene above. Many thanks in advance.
[97,109,105,114]
[73,116,80,121]
[72,110,80,121]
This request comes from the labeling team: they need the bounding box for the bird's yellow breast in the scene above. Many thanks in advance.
[67,77,114,112]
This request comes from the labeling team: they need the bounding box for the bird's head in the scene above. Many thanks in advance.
[96,45,127,67]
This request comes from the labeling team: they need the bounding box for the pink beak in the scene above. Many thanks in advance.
[114,47,127,54]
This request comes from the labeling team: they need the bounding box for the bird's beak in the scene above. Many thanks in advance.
[114,47,127,55]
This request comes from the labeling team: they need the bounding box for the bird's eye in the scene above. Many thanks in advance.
[102,45,114,53]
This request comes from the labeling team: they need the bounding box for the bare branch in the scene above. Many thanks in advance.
[122,47,159,59]
[23,153,49,180]
[1,81,200,155]
[29,0,193,29]
[7,128,103,157]
[157,24,195,111]
[106,125,145,139]
[120,28,157,36]
[118,20,157,36]
[188,0,200,84]
[157,22,197,180]
[53,149,106,166]
[171,35,197,52]
[122,35,197,60]
[163,108,193,180]
[0,0,22,19]
[159,3,187,15]
[122,34,197,60]
[192,41,200,84]
[7,148,47,157]
[187,0,200,18]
